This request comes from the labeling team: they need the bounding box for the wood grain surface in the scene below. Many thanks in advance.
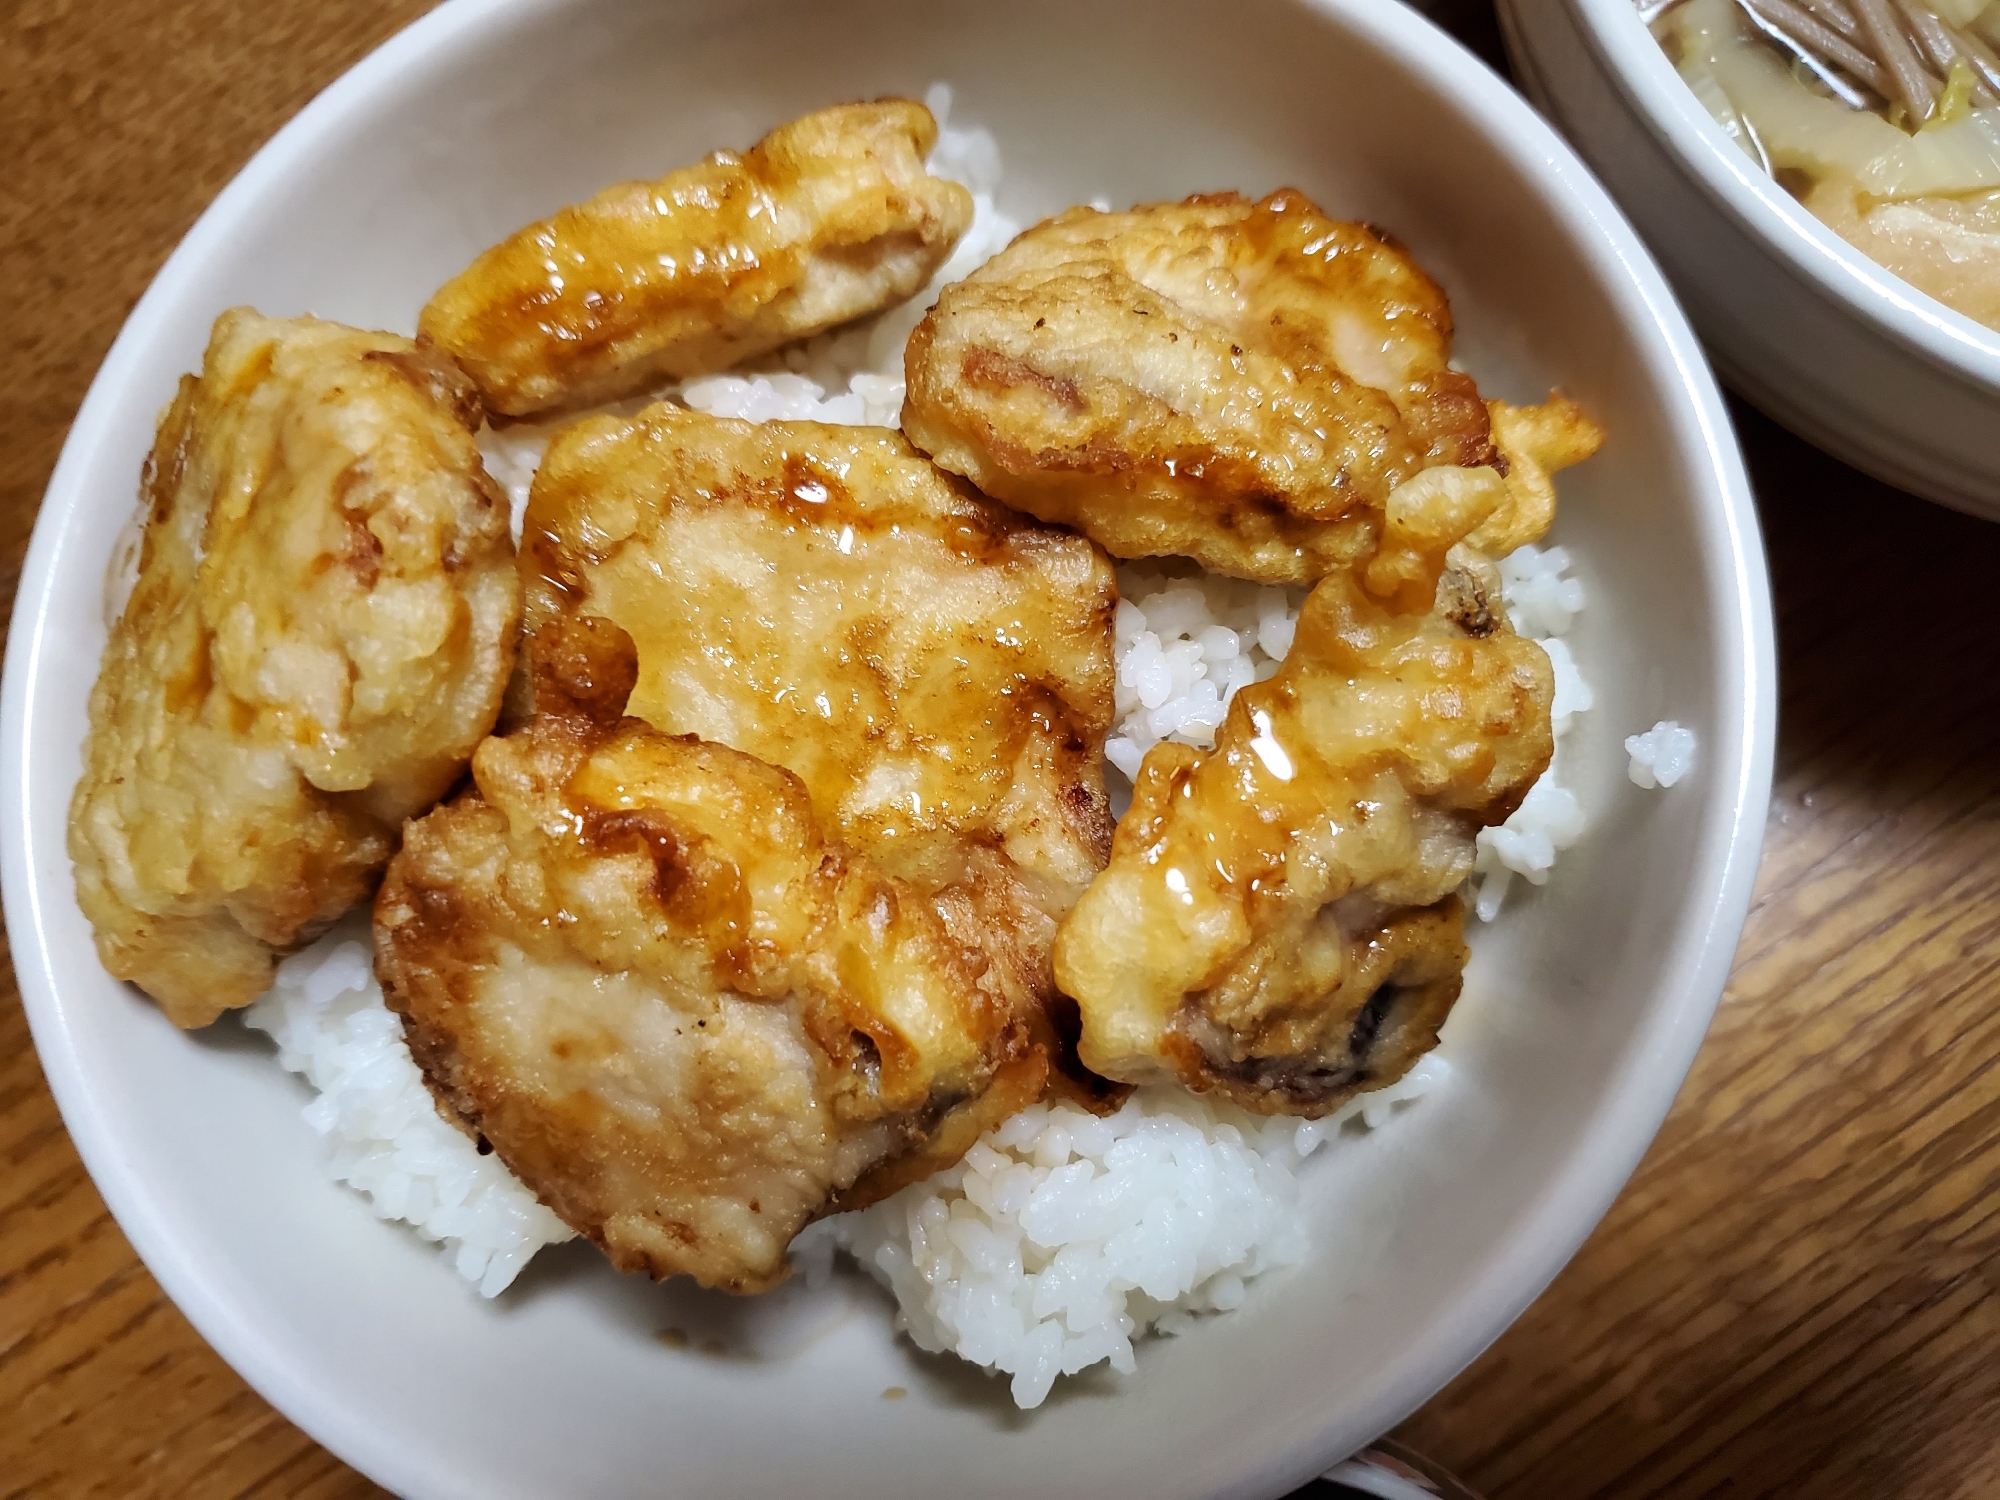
[3,4,1996,1498]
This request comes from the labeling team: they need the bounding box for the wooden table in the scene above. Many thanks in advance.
[4,4,1996,1496]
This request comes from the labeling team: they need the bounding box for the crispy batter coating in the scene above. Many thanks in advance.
[902,190,1502,586]
[520,405,1118,1092]
[1360,392,1603,622]
[68,310,518,1027]
[1467,395,1606,558]
[1052,566,1554,1114]
[421,100,974,418]
[377,619,1035,1292]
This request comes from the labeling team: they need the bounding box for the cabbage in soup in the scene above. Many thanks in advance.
[1651,0,2000,331]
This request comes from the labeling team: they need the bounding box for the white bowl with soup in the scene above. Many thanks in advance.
[0,0,1774,1494]
[1500,0,2000,518]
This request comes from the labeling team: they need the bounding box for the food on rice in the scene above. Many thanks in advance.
[516,404,1114,896]
[375,618,1037,1291]
[71,88,1648,1409]
[802,1067,1445,1410]
[244,919,574,1297]
[517,403,1119,1094]
[1054,563,1555,1112]
[1476,395,1606,556]
[421,100,974,417]
[68,309,519,1027]
[472,84,1021,530]
[902,190,1518,585]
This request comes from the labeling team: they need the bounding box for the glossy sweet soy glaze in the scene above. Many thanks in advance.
[901,189,1498,585]
[1054,564,1554,1114]
[519,403,1119,1095]
[420,99,974,417]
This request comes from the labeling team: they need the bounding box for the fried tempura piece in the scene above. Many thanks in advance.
[903,190,1504,586]
[1052,566,1553,1114]
[421,100,974,418]
[68,310,518,1027]
[1466,395,1605,558]
[377,619,1035,1292]
[1356,391,1604,621]
[520,405,1118,1092]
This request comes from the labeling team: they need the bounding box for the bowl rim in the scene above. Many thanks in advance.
[1566,0,2000,389]
[0,0,1778,1492]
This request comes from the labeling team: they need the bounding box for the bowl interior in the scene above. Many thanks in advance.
[2,0,1771,1495]
[1571,0,2000,382]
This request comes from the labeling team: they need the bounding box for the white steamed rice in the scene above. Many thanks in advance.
[1469,544,1595,922]
[244,916,573,1296]
[802,1060,1445,1409]
[235,85,1692,1408]
[1626,719,1698,788]
[1105,565,1301,776]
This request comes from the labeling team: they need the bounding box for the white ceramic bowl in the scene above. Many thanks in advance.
[1,0,1774,1495]
[1500,0,2000,519]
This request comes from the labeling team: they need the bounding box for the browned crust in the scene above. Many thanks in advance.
[68,311,518,1026]
[1164,898,1470,1117]
[900,189,1499,586]
[376,619,1038,1289]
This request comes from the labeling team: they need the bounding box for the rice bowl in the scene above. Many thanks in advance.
[0,0,1774,1494]
[257,103,1624,1411]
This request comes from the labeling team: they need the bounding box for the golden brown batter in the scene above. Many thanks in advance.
[378,619,1034,1291]
[422,100,973,417]
[69,310,518,1026]
[902,190,1499,585]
